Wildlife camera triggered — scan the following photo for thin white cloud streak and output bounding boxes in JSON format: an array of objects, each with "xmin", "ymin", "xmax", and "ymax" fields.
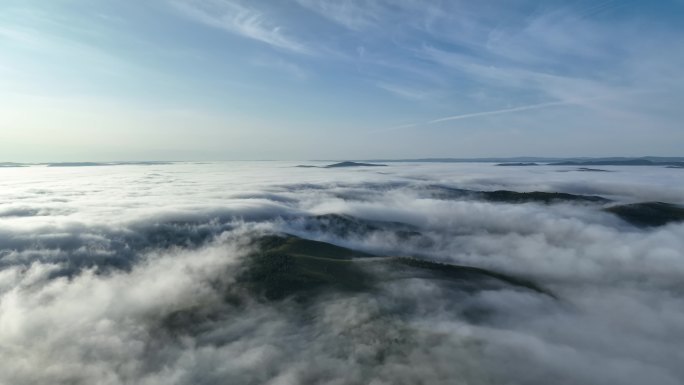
[
  {"xmin": 377, "ymin": 100, "xmax": 575, "ymax": 132},
  {"xmin": 428, "ymin": 101, "xmax": 568, "ymax": 123},
  {"xmin": 250, "ymin": 55, "xmax": 310, "ymax": 79},
  {"xmin": 294, "ymin": 0, "xmax": 384, "ymax": 31},
  {"xmin": 172, "ymin": 0, "xmax": 311, "ymax": 54},
  {"xmin": 420, "ymin": 45, "xmax": 626, "ymax": 107},
  {"xmin": 375, "ymin": 82, "xmax": 431, "ymax": 101}
]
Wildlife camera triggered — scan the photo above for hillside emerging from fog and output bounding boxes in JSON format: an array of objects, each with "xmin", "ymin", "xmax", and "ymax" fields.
[{"xmin": 1, "ymin": 162, "xmax": 683, "ymax": 385}]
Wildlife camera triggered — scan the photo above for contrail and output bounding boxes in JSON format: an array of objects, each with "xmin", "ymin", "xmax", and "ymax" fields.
[
  {"xmin": 377, "ymin": 100, "xmax": 573, "ymax": 133},
  {"xmin": 428, "ymin": 100, "xmax": 569, "ymax": 124}
]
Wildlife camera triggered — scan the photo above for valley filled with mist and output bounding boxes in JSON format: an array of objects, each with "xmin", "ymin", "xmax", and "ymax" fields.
[{"xmin": 1, "ymin": 161, "xmax": 683, "ymax": 385}]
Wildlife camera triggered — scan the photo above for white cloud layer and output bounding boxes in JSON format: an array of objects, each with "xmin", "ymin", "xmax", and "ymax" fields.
[{"xmin": 1, "ymin": 162, "xmax": 683, "ymax": 384}]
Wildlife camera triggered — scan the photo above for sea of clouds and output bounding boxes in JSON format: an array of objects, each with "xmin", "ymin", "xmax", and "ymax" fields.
[{"xmin": 1, "ymin": 162, "xmax": 683, "ymax": 385}]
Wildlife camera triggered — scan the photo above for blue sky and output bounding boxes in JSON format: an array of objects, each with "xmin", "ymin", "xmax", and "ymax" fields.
[{"xmin": 1, "ymin": 0, "xmax": 683, "ymax": 161}]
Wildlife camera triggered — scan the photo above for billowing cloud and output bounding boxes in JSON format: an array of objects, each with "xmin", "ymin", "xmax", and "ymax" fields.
[{"xmin": 1, "ymin": 162, "xmax": 683, "ymax": 384}]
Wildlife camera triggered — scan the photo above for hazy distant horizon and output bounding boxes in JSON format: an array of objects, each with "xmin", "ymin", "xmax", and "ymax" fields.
[{"xmin": 4, "ymin": 155, "xmax": 684, "ymax": 165}]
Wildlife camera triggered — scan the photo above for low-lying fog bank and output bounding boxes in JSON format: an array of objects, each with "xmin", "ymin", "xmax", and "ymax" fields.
[{"xmin": 1, "ymin": 162, "xmax": 683, "ymax": 385}]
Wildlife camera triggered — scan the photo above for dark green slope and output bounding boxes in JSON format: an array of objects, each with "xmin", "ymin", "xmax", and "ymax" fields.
[
  {"xmin": 419, "ymin": 185, "xmax": 610, "ymax": 204},
  {"xmin": 482, "ymin": 190, "xmax": 609, "ymax": 204},
  {"xmin": 303, "ymin": 213, "xmax": 422, "ymax": 239},
  {"xmin": 606, "ymin": 202, "xmax": 684, "ymax": 227},
  {"xmin": 240, "ymin": 234, "xmax": 550, "ymax": 301},
  {"xmin": 380, "ymin": 257, "xmax": 551, "ymax": 297},
  {"xmin": 239, "ymin": 235, "xmax": 374, "ymax": 301},
  {"xmin": 161, "ymin": 234, "xmax": 552, "ymax": 337}
]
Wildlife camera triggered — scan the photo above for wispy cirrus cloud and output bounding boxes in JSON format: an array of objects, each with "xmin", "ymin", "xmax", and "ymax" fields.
[
  {"xmin": 4, "ymin": 0, "xmax": 683, "ymax": 158},
  {"xmin": 375, "ymin": 82, "xmax": 431, "ymax": 101},
  {"xmin": 250, "ymin": 55, "xmax": 310, "ymax": 79},
  {"xmin": 295, "ymin": 0, "xmax": 385, "ymax": 31},
  {"xmin": 172, "ymin": 0, "xmax": 311, "ymax": 54}
]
